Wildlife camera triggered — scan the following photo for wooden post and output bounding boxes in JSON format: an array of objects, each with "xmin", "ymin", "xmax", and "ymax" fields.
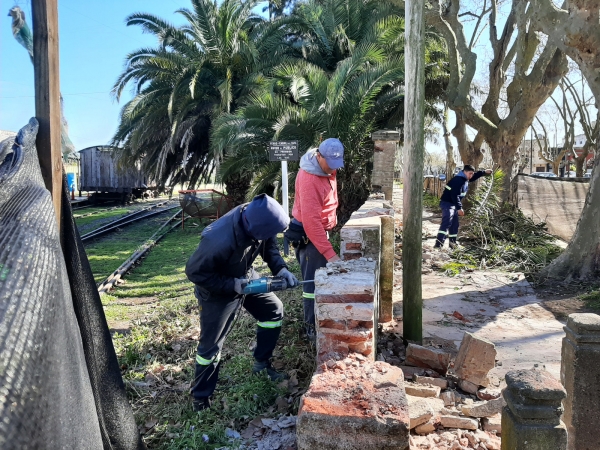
[
  {"xmin": 402, "ymin": 0, "xmax": 425, "ymax": 343},
  {"xmin": 32, "ymin": 0, "xmax": 62, "ymax": 232}
]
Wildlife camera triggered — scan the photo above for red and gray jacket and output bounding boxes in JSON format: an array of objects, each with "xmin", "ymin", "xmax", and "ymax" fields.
[{"xmin": 291, "ymin": 149, "xmax": 338, "ymax": 260}]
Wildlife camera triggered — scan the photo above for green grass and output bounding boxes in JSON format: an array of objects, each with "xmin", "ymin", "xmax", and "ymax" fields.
[
  {"xmin": 84, "ymin": 211, "xmax": 184, "ymax": 283},
  {"xmin": 105, "ymin": 225, "xmax": 314, "ymax": 449},
  {"xmin": 423, "ymin": 192, "xmax": 441, "ymax": 211},
  {"xmin": 75, "ymin": 207, "xmax": 136, "ymax": 228},
  {"xmin": 580, "ymin": 290, "xmax": 600, "ymax": 310},
  {"xmin": 440, "ymin": 261, "xmax": 476, "ymax": 276}
]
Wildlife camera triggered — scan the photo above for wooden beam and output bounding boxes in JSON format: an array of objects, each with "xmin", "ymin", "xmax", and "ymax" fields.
[
  {"xmin": 32, "ymin": 0, "xmax": 62, "ymax": 232},
  {"xmin": 402, "ymin": 0, "xmax": 426, "ymax": 343}
]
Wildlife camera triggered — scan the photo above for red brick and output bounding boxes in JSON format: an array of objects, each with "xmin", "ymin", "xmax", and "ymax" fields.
[
  {"xmin": 318, "ymin": 319, "xmax": 346, "ymax": 331},
  {"xmin": 345, "ymin": 242, "xmax": 362, "ymax": 250},
  {"xmin": 342, "ymin": 251, "xmax": 363, "ymax": 260},
  {"xmin": 347, "ymin": 320, "xmax": 374, "ymax": 330},
  {"xmin": 320, "ymin": 330, "xmax": 372, "ymax": 344},
  {"xmin": 348, "ymin": 341, "xmax": 372, "ymax": 354},
  {"xmin": 315, "ymin": 293, "xmax": 375, "ymax": 304},
  {"xmin": 317, "ymin": 337, "xmax": 349, "ymax": 358}
]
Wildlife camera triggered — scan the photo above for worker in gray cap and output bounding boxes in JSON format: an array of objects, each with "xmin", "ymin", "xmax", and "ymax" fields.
[
  {"xmin": 285, "ymin": 138, "xmax": 344, "ymax": 341},
  {"xmin": 186, "ymin": 194, "xmax": 298, "ymax": 412}
]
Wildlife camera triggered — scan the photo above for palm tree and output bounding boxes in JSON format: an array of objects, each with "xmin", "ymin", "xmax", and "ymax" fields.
[
  {"xmin": 212, "ymin": 44, "xmax": 405, "ymax": 223},
  {"xmin": 111, "ymin": 0, "xmax": 293, "ymax": 199},
  {"xmin": 212, "ymin": 0, "xmax": 448, "ymax": 224}
]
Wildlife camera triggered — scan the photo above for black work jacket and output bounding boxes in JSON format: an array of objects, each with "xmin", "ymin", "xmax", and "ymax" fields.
[{"xmin": 185, "ymin": 205, "xmax": 287, "ymax": 298}]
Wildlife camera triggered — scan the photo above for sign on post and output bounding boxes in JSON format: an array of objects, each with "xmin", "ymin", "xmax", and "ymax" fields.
[
  {"xmin": 269, "ymin": 141, "xmax": 299, "ymax": 255},
  {"xmin": 268, "ymin": 141, "xmax": 299, "ymax": 162}
]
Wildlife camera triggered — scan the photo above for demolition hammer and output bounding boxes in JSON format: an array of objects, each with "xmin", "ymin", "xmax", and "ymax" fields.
[{"xmin": 242, "ymin": 276, "xmax": 313, "ymax": 295}]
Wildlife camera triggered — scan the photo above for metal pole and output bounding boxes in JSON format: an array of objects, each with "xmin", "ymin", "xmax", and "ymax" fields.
[
  {"xmin": 402, "ymin": 0, "xmax": 425, "ymax": 343},
  {"xmin": 281, "ymin": 160, "xmax": 289, "ymax": 256},
  {"xmin": 281, "ymin": 160, "xmax": 289, "ymax": 214},
  {"xmin": 530, "ymin": 127, "xmax": 533, "ymax": 174}
]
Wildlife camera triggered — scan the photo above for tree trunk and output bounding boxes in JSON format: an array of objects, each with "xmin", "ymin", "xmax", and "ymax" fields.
[
  {"xmin": 443, "ymin": 105, "xmax": 456, "ymax": 177},
  {"xmin": 574, "ymin": 143, "xmax": 592, "ymax": 177},
  {"xmin": 489, "ymin": 143, "xmax": 517, "ymax": 203},
  {"xmin": 552, "ymin": 160, "xmax": 561, "ymax": 175},
  {"xmin": 452, "ymin": 116, "xmax": 484, "ymax": 168},
  {"xmin": 223, "ymin": 172, "xmax": 253, "ymax": 206},
  {"xmin": 574, "ymin": 156, "xmax": 586, "ymax": 177}
]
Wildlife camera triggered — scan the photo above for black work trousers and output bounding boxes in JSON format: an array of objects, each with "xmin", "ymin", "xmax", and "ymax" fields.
[
  {"xmin": 295, "ymin": 242, "xmax": 327, "ymax": 329},
  {"xmin": 191, "ymin": 290, "xmax": 284, "ymax": 400}
]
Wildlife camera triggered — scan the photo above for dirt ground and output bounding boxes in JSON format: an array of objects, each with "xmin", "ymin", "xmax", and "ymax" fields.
[{"xmin": 535, "ymin": 283, "xmax": 600, "ymax": 321}]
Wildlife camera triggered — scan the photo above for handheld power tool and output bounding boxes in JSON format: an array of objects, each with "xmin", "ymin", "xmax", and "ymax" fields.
[{"xmin": 242, "ymin": 276, "xmax": 313, "ymax": 295}]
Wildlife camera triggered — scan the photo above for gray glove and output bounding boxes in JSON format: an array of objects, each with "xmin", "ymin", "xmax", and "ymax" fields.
[
  {"xmin": 277, "ymin": 268, "xmax": 298, "ymax": 289},
  {"xmin": 234, "ymin": 278, "xmax": 248, "ymax": 295}
]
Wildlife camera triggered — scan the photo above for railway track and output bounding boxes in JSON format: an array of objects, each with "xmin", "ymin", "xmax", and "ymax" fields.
[
  {"xmin": 80, "ymin": 201, "xmax": 176, "ymax": 242},
  {"xmin": 71, "ymin": 200, "xmax": 115, "ymax": 211},
  {"xmin": 73, "ymin": 199, "xmax": 169, "ymax": 219},
  {"xmin": 96, "ymin": 209, "xmax": 185, "ymax": 293}
]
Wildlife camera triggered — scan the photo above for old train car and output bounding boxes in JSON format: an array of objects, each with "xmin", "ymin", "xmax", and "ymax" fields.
[{"xmin": 79, "ymin": 146, "xmax": 149, "ymax": 201}]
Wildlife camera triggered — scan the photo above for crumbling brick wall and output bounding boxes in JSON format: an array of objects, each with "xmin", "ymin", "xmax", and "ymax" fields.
[{"xmin": 313, "ymin": 199, "xmax": 394, "ymax": 363}]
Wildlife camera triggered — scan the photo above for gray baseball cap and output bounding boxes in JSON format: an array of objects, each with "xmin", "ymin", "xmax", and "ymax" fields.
[{"xmin": 318, "ymin": 138, "xmax": 344, "ymax": 170}]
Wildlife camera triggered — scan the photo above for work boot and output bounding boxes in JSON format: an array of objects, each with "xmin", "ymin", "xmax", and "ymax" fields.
[
  {"xmin": 252, "ymin": 360, "xmax": 288, "ymax": 382},
  {"xmin": 192, "ymin": 397, "xmax": 211, "ymax": 412},
  {"xmin": 304, "ymin": 325, "xmax": 317, "ymax": 344},
  {"xmin": 449, "ymin": 241, "xmax": 462, "ymax": 249}
]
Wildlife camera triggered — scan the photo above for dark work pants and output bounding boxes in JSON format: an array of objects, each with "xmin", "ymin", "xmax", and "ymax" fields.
[
  {"xmin": 435, "ymin": 201, "xmax": 459, "ymax": 247},
  {"xmin": 191, "ymin": 290, "xmax": 283, "ymax": 400},
  {"xmin": 295, "ymin": 242, "xmax": 327, "ymax": 329}
]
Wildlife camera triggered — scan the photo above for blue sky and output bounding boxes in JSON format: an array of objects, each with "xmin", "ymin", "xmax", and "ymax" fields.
[{"xmin": 1, "ymin": 0, "xmax": 269, "ymax": 150}]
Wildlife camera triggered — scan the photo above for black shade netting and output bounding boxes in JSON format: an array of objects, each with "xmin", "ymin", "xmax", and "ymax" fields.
[{"xmin": 0, "ymin": 118, "xmax": 144, "ymax": 450}]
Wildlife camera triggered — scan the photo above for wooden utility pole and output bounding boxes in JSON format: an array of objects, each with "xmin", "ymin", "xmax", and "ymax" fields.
[
  {"xmin": 32, "ymin": 0, "xmax": 62, "ymax": 232},
  {"xmin": 402, "ymin": 0, "xmax": 425, "ymax": 343}
]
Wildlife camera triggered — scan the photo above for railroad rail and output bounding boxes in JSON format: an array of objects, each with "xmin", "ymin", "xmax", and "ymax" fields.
[
  {"xmin": 73, "ymin": 199, "xmax": 168, "ymax": 220},
  {"xmin": 80, "ymin": 201, "xmax": 177, "ymax": 242},
  {"xmin": 97, "ymin": 209, "xmax": 185, "ymax": 293}
]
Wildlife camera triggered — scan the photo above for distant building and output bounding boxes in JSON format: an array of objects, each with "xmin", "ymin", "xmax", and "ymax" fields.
[{"xmin": 517, "ymin": 137, "xmax": 553, "ymax": 174}]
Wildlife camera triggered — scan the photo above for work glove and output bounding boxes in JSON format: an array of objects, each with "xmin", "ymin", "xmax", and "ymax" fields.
[
  {"xmin": 277, "ymin": 268, "xmax": 298, "ymax": 289},
  {"xmin": 234, "ymin": 278, "xmax": 249, "ymax": 295},
  {"xmin": 248, "ymin": 267, "xmax": 260, "ymax": 280}
]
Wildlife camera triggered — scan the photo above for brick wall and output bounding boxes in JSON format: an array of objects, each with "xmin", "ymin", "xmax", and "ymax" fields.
[
  {"xmin": 313, "ymin": 199, "xmax": 395, "ymax": 363},
  {"xmin": 297, "ymin": 198, "xmax": 409, "ymax": 449}
]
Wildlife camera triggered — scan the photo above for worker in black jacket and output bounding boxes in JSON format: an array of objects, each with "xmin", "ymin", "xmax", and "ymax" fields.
[
  {"xmin": 185, "ymin": 194, "xmax": 298, "ymax": 412},
  {"xmin": 434, "ymin": 165, "xmax": 492, "ymax": 248}
]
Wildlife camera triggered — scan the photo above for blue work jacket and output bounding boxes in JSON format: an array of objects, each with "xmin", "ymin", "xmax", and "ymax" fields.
[{"xmin": 439, "ymin": 171, "xmax": 487, "ymax": 210}]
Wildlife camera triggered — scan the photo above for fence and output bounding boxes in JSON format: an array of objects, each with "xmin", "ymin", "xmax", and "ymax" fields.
[{"xmin": 424, "ymin": 176, "xmax": 446, "ymax": 198}]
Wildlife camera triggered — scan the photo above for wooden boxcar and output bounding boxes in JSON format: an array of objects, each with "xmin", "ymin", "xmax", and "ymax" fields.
[{"xmin": 79, "ymin": 146, "xmax": 147, "ymax": 194}]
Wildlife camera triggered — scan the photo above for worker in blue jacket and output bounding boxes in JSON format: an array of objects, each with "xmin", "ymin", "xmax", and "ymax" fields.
[
  {"xmin": 185, "ymin": 194, "xmax": 298, "ymax": 412},
  {"xmin": 434, "ymin": 165, "xmax": 492, "ymax": 248}
]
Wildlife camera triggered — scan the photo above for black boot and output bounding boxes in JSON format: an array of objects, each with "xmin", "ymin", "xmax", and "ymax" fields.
[
  {"xmin": 192, "ymin": 396, "xmax": 211, "ymax": 412},
  {"xmin": 252, "ymin": 360, "xmax": 288, "ymax": 381}
]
